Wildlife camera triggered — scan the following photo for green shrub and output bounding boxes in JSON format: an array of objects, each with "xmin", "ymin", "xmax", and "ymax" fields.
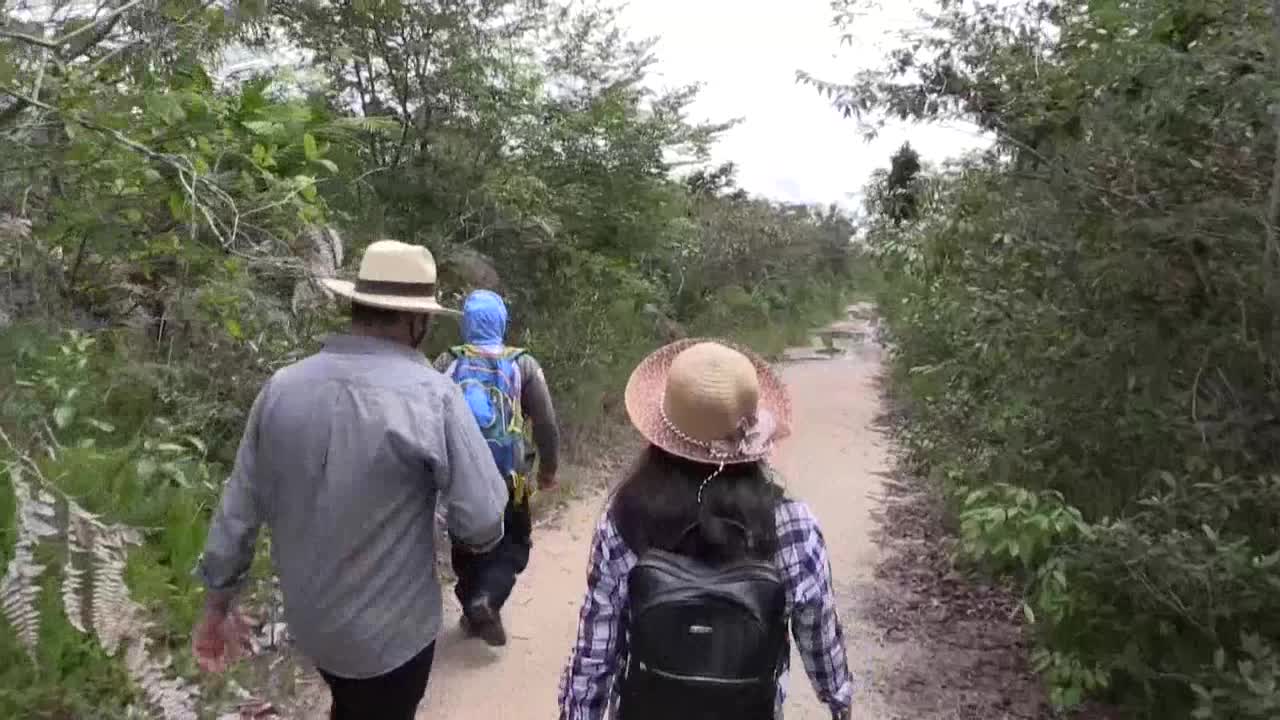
[
  {"xmin": 848, "ymin": 1, "xmax": 1280, "ymax": 714},
  {"xmin": 0, "ymin": 328, "xmax": 236, "ymax": 717}
]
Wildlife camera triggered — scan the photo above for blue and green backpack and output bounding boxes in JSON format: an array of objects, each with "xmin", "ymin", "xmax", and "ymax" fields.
[{"xmin": 447, "ymin": 344, "xmax": 526, "ymax": 480}]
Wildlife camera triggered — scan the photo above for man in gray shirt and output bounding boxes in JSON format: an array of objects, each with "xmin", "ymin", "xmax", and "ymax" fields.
[{"xmin": 192, "ymin": 240, "xmax": 507, "ymax": 720}]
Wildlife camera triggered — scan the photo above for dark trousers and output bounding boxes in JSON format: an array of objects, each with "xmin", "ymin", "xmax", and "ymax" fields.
[
  {"xmin": 452, "ymin": 479, "xmax": 533, "ymax": 615},
  {"xmin": 319, "ymin": 642, "xmax": 436, "ymax": 720}
]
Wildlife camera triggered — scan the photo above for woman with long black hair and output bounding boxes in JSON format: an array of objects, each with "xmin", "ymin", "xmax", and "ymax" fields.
[{"xmin": 558, "ymin": 340, "xmax": 854, "ymax": 720}]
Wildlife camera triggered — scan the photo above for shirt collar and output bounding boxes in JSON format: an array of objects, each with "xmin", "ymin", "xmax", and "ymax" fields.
[{"xmin": 321, "ymin": 333, "xmax": 427, "ymax": 363}]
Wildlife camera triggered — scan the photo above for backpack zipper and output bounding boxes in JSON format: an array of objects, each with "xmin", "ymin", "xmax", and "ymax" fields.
[{"xmin": 636, "ymin": 661, "xmax": 770, "ymax": 687}]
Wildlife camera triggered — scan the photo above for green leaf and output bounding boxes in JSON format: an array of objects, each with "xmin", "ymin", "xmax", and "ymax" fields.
[
  {"xmin": 136, "ymin": 457, "xmax": 158, "ymax": 481},
  {"xmin": 224, "ymin": 318, "xmax": 244, "ymax": 340},
  {"xmin": 168, "ymin": 465, "xmax": 190, "ymax": 488},
  {"xmin": 243, "ymin": 120, "xmax": 278, "ymax": 136},
  {"xmin": 303, "ymin": 132, "xmax": 319, "ymax": 161},
  {"xmin": 1202, "ymin": 524, "xmax": 1218, "ymax": 543},
  {"xmin": 1022, "ymin": 602, "xmax": 1036, "ymax": 624},
  {"xmin": 146, "ymin": 93, "xmax": 186, "ymax": 125},
  {"xmin": 85, "ymin": 418, "xmax": 116, "ymax": 433},
  {"xmin": 315, "ymin": 158, "xmax": 339, "ymax": 174},
  {"xmin": 296, "ymin": 175, "xmax": 318, "ymax": 202},
  {"xmin": 1059, "ymin": 686, "xmax": 1082, "ymax": 708},
  {"xmin": 53, "ymin": 404, "xmax": 76, "ymax": 429},
  {"xmin": 168, "ymin": 192, "xmax": 188, "ymax": 220},
  {"xmin": 1019, "ymin": 540, "xmax": 1035, "ymax": 567}
]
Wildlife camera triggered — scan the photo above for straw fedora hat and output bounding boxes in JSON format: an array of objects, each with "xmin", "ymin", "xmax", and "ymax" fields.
[
  {"xmin": 625, "ymin": 339, "xmax": 791, "ymax": 465},
  {"xmin": 319, "ymin": 240, "xmax": 459, "ymax": 315}
]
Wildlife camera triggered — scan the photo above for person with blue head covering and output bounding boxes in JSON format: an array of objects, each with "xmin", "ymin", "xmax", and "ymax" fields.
[{"xmin": 434, "ymin": 289, "xmax": 561, "ymax": 646}]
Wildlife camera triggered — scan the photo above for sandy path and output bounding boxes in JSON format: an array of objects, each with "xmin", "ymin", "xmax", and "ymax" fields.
[{"xmin": 410, "ymin": 310, "xmax": 899, "ymax": 719}]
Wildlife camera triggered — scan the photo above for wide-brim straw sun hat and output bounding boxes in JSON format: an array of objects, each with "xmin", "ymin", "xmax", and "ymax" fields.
[
  {"xmin": 624, "ymin": 339, "xmax": 792, "ymax": 465},
  {"xmin": 319, "ymin": 239, "xmax": 460, "ymax": 315}
]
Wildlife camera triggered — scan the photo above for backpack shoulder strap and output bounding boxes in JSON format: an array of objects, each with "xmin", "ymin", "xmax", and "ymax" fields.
[
  {"xmin": 452, "ymin": 344, "xmax": 523, "ymax": 360},
  {"xmin": 445, "ymin": 345, "xmax": 474, "ymax": 379}
]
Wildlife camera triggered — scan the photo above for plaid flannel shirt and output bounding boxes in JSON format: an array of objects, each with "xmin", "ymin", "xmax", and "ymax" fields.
[{"xmin": 558, "ymin": 498, "xmax": 854, "ymax": 720}]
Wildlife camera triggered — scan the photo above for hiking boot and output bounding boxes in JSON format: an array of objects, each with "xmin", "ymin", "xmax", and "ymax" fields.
[{"xmin": 464, "ymin": 594, "xmax": 507, "ymax": 647}]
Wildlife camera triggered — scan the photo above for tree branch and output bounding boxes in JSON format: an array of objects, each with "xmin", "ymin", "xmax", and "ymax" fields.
[
  {"xmin": 0, "ymin": 81, "xmax": 242, "ymax": 250},
  {"xmin": 0, "ymin": 99, "xmax": 31, "ymax": 128},
  {"xmin": 87, "ymin": 0, "xmax": 217, "ymax": 74},
  {"xmin": 0, "ymin": 29, "xmax": 59, "ymax": 49},
  {"xmin": 63, "ymin": 11, "xmax": 124, "ymax": 61},
  {"xmin": 54, "ymin": 0, "xmax": 148, "ymax": 50},
  {"xmin": 1, "ymin": 0, "xmax": 146, "ymax": 56},
  {"xmin": 0, "ymin": 82, "xmax": 161, "ymax": 161}
]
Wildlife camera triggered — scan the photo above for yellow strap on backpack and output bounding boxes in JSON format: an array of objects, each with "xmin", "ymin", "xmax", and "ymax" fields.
[{"xmin": 510, "ymin": 471, "xmax": 532, "ymax": 506}]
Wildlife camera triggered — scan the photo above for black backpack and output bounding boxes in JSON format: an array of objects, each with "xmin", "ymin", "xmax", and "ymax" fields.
[{"xmin": 618, "ymin": 522, "xmax": 788, "ymax": 720}]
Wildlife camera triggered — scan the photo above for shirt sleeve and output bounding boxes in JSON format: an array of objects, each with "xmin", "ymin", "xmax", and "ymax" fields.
[
  {"xmin": 518, "ymin": 354, "xmax": 560, "ymax": 475},
  {"xmin": 196, "ymin": 384, "xmax": 270, "ymax": 596},
  {"xmin": 559, "ymin": 514, "xmax": 633, "ymax": 720},
  {"xmin": 775, "ymin": 500, "xmax": 855, "ymax": 718},
  {"xmin": 436, "ymin": 382, "xmax": 508, "ymax": 551}
]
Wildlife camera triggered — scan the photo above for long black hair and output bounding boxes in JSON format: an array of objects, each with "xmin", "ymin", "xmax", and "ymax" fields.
[{"xmin": 609, "ymin": 445, "xmax": 784, "ymax": 564}]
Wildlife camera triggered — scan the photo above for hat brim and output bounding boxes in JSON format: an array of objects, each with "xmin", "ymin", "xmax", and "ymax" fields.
[
  {"xmin": 624, "ymin": 338, "xmax": 792, "ymax": 465},
  {"xmin": 320, "ymin": 279, "xmax": 461, "ymax": 316}
]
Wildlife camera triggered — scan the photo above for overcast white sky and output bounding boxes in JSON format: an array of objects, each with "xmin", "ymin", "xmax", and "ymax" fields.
[{"xmin": 616, "ymin": 0, "xmax": 992, "ymax": 208}]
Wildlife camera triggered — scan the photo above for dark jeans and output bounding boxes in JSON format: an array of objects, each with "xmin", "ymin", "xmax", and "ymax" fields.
[
  {"xmin": 452, "ymin": 477, "xmax": 533, "ymax": 616},
  {"xmin": 319, "ymin": 642, "xmax": 436, "ymax": 720}
]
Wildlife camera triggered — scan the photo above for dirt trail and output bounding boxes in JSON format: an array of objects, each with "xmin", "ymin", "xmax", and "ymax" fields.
[{"xmin": 407, "ymin": 307, "xmax": 902, "ymax": 719}]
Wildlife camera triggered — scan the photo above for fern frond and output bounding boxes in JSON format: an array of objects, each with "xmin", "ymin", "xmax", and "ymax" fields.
[
  {"xmin": 0, "ymin": 537, "xmax": 44, "ymax": 654},
  {"xmin": 77, "ymin": 509, "xmax": 200, "ymax": 717},
  {"xmin": 89, "ymin": 523, "xmax": 146, "ymax": 657},
  {"xmin": 0, "ymin": 468, "xmax": 58, "ymax": 657},
  {"xmin": 124, "ymin": 639, "xmax": 199, "ymax": 720},
  {"xmin": 61, "ymin": 510, "xmax": 92, "ymax": 634},
  {"xmin": 2, "ymin": 467, "xmax": 202, "ymax": 714}
]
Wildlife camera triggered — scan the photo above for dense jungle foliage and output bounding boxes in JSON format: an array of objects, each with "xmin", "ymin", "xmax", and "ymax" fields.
[
  {"xmin": 818, "ymin": 0, "xmax": 1280, "ymax": 717},
  {"xmin": 0, "ymin": 0, "xmax": 859, "ymax": 716}
]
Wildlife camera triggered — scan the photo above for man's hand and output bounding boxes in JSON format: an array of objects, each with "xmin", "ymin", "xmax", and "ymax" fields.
[
  {"xmin": 192, "ymin": 600, "xmax": 251, "ymax": 673},
  {"xmin": 536, "ymin": 467, "xmax": 558, "ymax": 492}
]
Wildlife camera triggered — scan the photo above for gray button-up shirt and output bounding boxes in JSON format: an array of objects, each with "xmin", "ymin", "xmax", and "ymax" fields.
[{"xmin": 196, "ymin": 334, "xmax": 508, "ymax": 679}]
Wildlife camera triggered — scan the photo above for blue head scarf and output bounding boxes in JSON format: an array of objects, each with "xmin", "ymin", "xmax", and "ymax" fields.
[{"xmin": 461, "ymin": 289, "xmax": 508, "ymax": 350}]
